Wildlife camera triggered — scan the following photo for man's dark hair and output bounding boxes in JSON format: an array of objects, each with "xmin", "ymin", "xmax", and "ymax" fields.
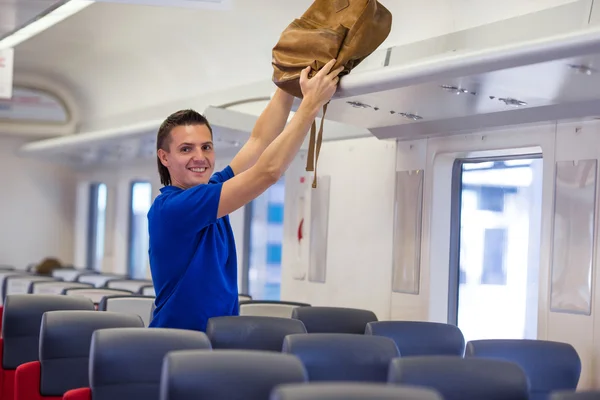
[{"xmin": 156, "ymin": 109, "xmax": 213, "ymax": 186}]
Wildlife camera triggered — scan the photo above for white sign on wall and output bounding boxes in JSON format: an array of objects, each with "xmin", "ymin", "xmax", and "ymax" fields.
[{"xmin": 0, "ymin": 48, "xmax": 14, "ymax": 99}]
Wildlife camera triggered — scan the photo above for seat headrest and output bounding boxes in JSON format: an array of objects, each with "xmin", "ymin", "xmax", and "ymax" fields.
[
  {"xmin": 291, "ymin": 307, "xmax": 377, "ymax": 333},
  {"xmin": 39, "ymin": 311, "xmax": 145, "ymax": 397},
  {"xmin": 90, "ymin": 328, "xmax": 212, "ymax": 400},
  {"xmin": 207, "ymin": 316, "xmax": 307, "ymax": 351},
  {"xmin": 98, "ymin": 295, "xmax": 155, "ymax": 326},
  {"xmin": 465, "ymin": 339, "xmax": 581, "ymax": 394},
  {"xmin": 282, "ymin": 333, "xmax": 399, "ymax": 382},
  {"xmin": 270, "ymin": 382, "xmax": 443, "ymax": 400},
  {"xmin": 2, "ymin": 294, "xmax": 94, "ymax": 369},
  {"xmin": 365, "ymin": 321, "xmax": 465, "ymax": 356},
  {"xmin": 388, "ymin": 356, "xmax": 530, "ymax": 400},
  {"xmin": 161, "ymin": 349, "xmax": 307, "ymax": 400},
  {"xmin": 239, "ymin": 301, "xmax": 311, "ymax": 318}
]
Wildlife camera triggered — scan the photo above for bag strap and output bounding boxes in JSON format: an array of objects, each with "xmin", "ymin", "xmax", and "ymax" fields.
[{"xmin": 304, "ymin": 103, "xmax": 328, "ymax": 188}]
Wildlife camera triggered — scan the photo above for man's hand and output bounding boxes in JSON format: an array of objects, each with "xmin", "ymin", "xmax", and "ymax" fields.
[{"xmin": 299, "ymin": 59, "xmax": 344, "ymax": 110}]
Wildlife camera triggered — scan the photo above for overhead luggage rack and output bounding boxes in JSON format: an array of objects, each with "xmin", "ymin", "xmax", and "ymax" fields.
[{"xmin": 322, "ymin": 25, "xmax": 600, "ymax": 140}]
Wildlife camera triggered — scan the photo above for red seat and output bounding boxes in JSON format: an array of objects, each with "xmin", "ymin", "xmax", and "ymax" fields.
[
  {"xmin": 63, "ymin": 388, "xmax": 90, "ymax": 400},
  {"xmin": 0, "ymin": 295, "xmax": 94, "ymax": 400},
  {"xmin": 0, "ymin": 339, "xmax": 15, "ymax": 400},
  {"xmin": 14, "ymin": 362, "xmax": 61, "ymax": 400},
  {"xmin": 13, "ymin": 310, "xmax": 144, "ymax": 400}
]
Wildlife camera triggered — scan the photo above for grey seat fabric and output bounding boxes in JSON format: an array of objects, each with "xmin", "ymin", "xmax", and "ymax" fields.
[
  {"xmin": 388, "ymin": 356, "xmax": 530, "ymax": 400},
  {"xmin": 39, "ymin": 310, "xmax": 145, "ymax": 396},
  {"xmin": 2, "ymin": 294, "xmax": 95, "ymax": 370},
  {"xmin": 206, "ymin": 316, "xmax": 307, "ymax": 351},
  {"xmin": 291, "ymin": 306, "xmax": 377, "ymax": 334},
  {"xmin": 365, "ymin": 321, "xmax": 465, "ymax": 356},
  {"xmin": 465, "ymin": 339, "xmax": 582, "ymax": 400},
  {"xmin": 551, "ymin": 391, "xmax": 600, "ymax": 400},
  {"xmin": 98, "ymin": 295, "xmax": 155, "ymax": 327},
  {"xmin": 30, "ymin": 281, "xmax": 93, "ymax": 294},
  {"xmin": 270, "ymin": 383, "xmax": 443, "ymax": 400},
  {"xmin": 239, "ymin": 301, "xmax": 310, "ymax": 318},
  {"xmin": 282, "ymin": 333, "xmax": 399, "ymax": 382},
  {"xmin": 89, "ymin": 327, "xmax": 212, "ymax": 400},
  {"xmin": 160, "ymin": 349, "xmax": 307, "ymax": 400}
]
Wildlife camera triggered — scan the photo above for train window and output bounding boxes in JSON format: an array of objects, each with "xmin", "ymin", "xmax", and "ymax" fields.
[
  {"xmin": 127, "ymin": 181, "xmax": 152, "ymax": 279},
  {"xmin": 245, "ymin": 177, "xmax": 285, "ymax": 300},
  {"xmin": 87, "ymin": 183, "xmax": 107, "ymax": 271},
  {"xmin": 550, "ymin": 159, "xmax": 597, "ymax": 315},
  {"xmin": 450, "ymin": 157, "xmax": 543, "ymax": 342}
]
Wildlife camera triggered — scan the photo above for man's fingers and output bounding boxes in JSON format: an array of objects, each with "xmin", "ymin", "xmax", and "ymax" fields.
[
  {"xmin": 300, "ymin": 66, "xmax": 311, "ymax": 81},
  {"xmin": 330, "ymin": 66, "xmax": 344, "ymax": 78},
  {"xmin": 317, "ymin": 59, "xmax": 337, "ymax": 76}
]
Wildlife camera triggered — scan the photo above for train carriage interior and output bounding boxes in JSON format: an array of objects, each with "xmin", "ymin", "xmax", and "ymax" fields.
[{"xmin": 2, "ymin": 0, "xmax": 600, "ymax": 398}]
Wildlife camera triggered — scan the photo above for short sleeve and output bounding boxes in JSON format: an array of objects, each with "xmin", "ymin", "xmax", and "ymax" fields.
[
  {"xmin": 159, "ymin": 183, "xmax": 224, "ymax": 233},
  {"xmin": 209, "ymin": 165, "xmax": 235, "ymax": 184}
]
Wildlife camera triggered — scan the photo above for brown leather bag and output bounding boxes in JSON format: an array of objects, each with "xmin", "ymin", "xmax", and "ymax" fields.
[{"xmin": 272, "ymin": 0, "xmax": 392, "ymax": 187}]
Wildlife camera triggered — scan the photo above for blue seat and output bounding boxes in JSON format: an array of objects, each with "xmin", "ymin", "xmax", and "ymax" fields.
[
  {"xmin": 270, "ymin": 382, "xmax": 443, "ymax": 400},
  {"xmin": 160, "ymin": 349, "xmax": 307, "ymax": 400},
  {"xmin": 291, "ymin": 307, "xmax": 377, "ymax": 334},
  {"xmin": 466, "ymin": 339, "xmax": 581, "ymax": 400},
  {"xmin": 282, "ymin": 333, "xmax": 399, "ymax": 382},
  {"xmin": 206, "ymin": 316, "xmax": 307, "ymax": 351},
  {"xmin": 388, "ymin": 356, "xmax": 529, "ymax": 400},
  {"xmin": 365, "ymin": 321, "xmax": 465, "ymax": 356},
  {"xmin": 65, "ymin": 327, "xmax": 212, "ymax": 400}
]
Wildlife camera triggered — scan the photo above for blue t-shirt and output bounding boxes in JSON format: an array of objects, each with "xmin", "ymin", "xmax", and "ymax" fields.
[{"xmin": 147, "ymin": 166, "xmax": 238, "ymax": 332}]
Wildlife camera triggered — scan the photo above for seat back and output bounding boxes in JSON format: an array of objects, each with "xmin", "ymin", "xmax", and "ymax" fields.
[
  {"xmin": 206, "ymin": 316, "xmax": 307, "ymax": 351},
  {"xmin": 106, "ymin": 279, "xmax": 153, "ymax": 292},
  {"xmin": 282, "ymin": 333, "xmax": 399, "ymax": 382},
  {"xmin": 270, "ymin": 383, "xmax": 443, "ymax": 400},
  {"xmin": 39, "ymin": 310, "xmax": 144, "ymax": 396},
  {"xmin": 240, "ymin": 301, "xmax": 310, "ymax": 318},
  {"xmin": 2, "ymin": 295, "xmax": 95, "ymax": 370},
  {"xmin": 160, "ymin": 349, "xmax": 307, "ymax": 400},
  {"xmin": 4, "ymin": 276, "xmax": 58, "ymax": 297},
  {"xmin": 63, "ymin": 287, "xmax": 133, "ymax": 306},
  {"xmin": 77, "ymin": 274, "xmax": 124, "ymax": 287},
  {"xmin": 51, "ymin": 268, "xmax": 87, "ymax": 281},
  {"xmin": 466, "ymin": 339, "xmax": 582, "ymax": 400},
  {"xmin": 98, "ymin": 295, "xmax": 155, "ymax": 327},
  {"xmin": 0, "ymin": 272, "xmax": 30, "ymax": 305},
  {"xmin": 30, "ymin": 281, "xmax": 93, "ymax": 294},
  {"xmin": 238, "ymin": 294, "xmax": 252, "ymax": 302},
  {"xmin": 90, "ymin": 327, "xmax": 212, "ymax": 400},
  {"xmin": 388, "ymin": 356, "xmax": 529, "ymax": 400},
  {"xmin": 140, "ymin": 285, "xmax": 156, "ymax": 296},
  {"xmin": 291, "ymin": 306, "xmax": 377, "ymax": 333},
  {"xmin": 365, "ymin": 321, "xmax": 465, "ymax": 356}
]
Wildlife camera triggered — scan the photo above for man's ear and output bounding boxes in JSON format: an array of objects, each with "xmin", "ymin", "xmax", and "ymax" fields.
[{"xmin": 157, "ymin": 148, "xmax": 170, "ymax": 167}]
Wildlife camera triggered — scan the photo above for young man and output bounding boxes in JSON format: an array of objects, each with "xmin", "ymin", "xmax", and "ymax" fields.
[{"xmin": 148, "ymin": 59, "xmax": 343, "ymax": 331}]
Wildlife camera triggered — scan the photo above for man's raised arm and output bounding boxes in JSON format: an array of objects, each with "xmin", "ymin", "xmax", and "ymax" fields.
[
  {"xmin": 217, "ymin": 59, "xmax": 343, "ymax": 219},
  {"xmin": 229, "ymin": 88, "xmax": 294, "ymax": 176}
]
